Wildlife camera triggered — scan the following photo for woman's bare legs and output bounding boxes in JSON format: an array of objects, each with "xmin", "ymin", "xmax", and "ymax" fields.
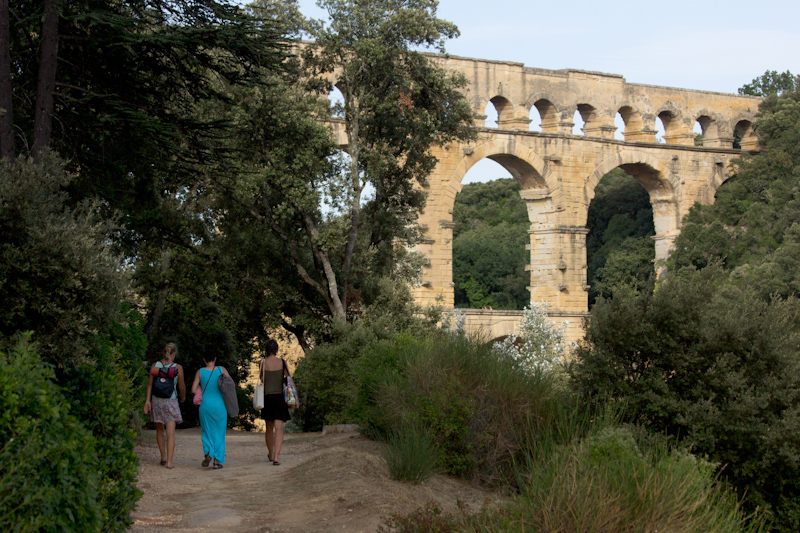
[
  {"xmin": 265, "ymin": 421, "xmax": 275, "ymax": 461},
  {"xmin": 272, "ymin": 420, "xmax": 285, "ymax": 463},
  {"xmin": 165, "ymin": 421, "xmax": 176, "ymax": 468},
  {"xmin": 155, "ymin": 422, "xmax": 166, "ymax": 463}
]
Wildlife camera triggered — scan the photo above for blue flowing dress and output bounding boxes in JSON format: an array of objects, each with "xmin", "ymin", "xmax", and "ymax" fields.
[{"xmin": 199, "ymin": 367, "xmax": 227, "ymax": 463}]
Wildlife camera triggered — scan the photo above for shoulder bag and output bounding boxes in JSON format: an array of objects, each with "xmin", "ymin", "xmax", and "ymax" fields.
[
  {"xmin": 193, "ymin": 366, "xmax": 215, "ymax": 406},
  {"xmin": 219, "ymin": 370, "xmax": 240, "ymax": 418},
  {"xmin": 282, "ymin": 358, "xmax": 299, "ymax": 410},
  {"xmin": 253, "ymin": 359, "xmax": 265, "ymax": 410}
]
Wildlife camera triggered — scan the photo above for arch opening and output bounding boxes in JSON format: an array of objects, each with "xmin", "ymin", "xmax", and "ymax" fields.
[
  {"xmin": 328, "ymin": 85, "xmax": 345, "ymax": 118},
  {"xmin": 586, "ymin": 166, "xmax": 656, "ymax": 307},
  {"xmin": 486, "ymin": 96, "xmax": 513, "ymax": 128},
  {"xmin": 533, "ymin": 99, "xmax": 558, "ymax": 133},
  {"xmin": 734, "ymin": 119, "xmax": 755, "ymax": 150},
  {"xmin": 452, "ymin": 157, "xmax": 532, "ymax": 311},
  {"xmin": 655, "ymin": 116, "xmax": 666, "ymax": 143},
  {"xmin": 573, "ymin": 103, "xmax": 597, "ymax": 136},
  {"xmin": 529, "ymin": 106, "xmax": 542, "ymax": 132},
  {"xmin": 618, "ymin": 106, "xmax": 644, "ymax": 142}
]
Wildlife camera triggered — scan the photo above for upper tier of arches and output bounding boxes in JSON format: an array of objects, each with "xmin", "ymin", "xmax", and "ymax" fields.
[{"xmin": 432, "ymin": 54, "xmax": 761, "ymax": 151}]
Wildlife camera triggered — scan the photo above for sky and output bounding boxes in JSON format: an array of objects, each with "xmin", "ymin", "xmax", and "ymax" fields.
[{"xmin": 295, "ymin": 0, "xmax": 800, "ymax": 182}]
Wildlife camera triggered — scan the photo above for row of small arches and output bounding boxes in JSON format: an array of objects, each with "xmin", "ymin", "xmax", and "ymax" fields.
[
  {"xmin": 483, "ymin": 96, "xmax": 755, "ymax": 150},
  {"xmin": 326, "ymin": 87, "xmax": 755, "ymax": 150}
]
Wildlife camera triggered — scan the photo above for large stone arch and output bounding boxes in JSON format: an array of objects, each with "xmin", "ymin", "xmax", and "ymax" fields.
[
  {"xmin": 430, "ymin": 137, "xmax": 550, "ymax": 224},
  {"xmin": 583, "ymin": 150, "xmax": 680, "ymax": 269}
]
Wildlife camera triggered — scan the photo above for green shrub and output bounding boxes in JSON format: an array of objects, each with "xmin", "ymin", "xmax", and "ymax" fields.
[
  {"xmin": 488, "ymin": 422, "xmax": 767, "ymax": 533},
  {"xmin": 59, "ymin": 338, "xmax": 142, "ymax": 531},
  {"xmin": 382, "ymin": 423, "xmax": 441, "ymax": 484},
  {"xmin": 362, "ymin": 334, "xmax": 562, "ymax": 484},
  {"xmin": 0, "ymin": 335, "xmax": 102, "ymax": 532},
  {"xmin": 570, "ymin": 265, "xmax": 800, "ymax": 530}
]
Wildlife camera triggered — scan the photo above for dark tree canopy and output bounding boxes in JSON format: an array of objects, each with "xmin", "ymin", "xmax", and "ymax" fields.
[
  {"xmin": 585, "ymin": 168, "xmax": 655, "ymax": 306},
  {"xmin": 452, "ymin": 178, "xmax": 530, "ymax": 310}
]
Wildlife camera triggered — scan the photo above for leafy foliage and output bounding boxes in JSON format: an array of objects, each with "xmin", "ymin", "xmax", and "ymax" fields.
[
  {"xmin": 739, "ymin": 70, "xmax": 800, "ymax": 96},
  {"xmin": 452, "ymin": 178, "xmax": 530, "ymax": 309},
  {"xmin": 292, "ymin": 280, "xmax": 441, "ymax": 431},
  {"xmin": 1, "ymin": 156, "xmax": 144, "ymax": 530},
  {"xmin": 586, "ymin": 168, "xmax": 655, "ymax": 306},
  {"xmin": 0, "ymin": 335, "xmax": 101, "ymax": 532},
  {"xmin": 570, "ymin": 266, "xmax": 800, "ymax": 530}
]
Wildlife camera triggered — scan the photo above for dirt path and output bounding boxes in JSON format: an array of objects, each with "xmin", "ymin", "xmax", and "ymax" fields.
[{"xmin": 130, "ymin": 428, "xmax": 501, "ymax": 532}]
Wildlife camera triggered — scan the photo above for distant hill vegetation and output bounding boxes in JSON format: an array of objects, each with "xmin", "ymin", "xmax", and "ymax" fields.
[
  {"xmin": 452, "ymin": 178, "xmax": 529, "ymax": 309},
  {"xmin": 451, "ymin": 172, "xmax": 656, "ymax": 310}
]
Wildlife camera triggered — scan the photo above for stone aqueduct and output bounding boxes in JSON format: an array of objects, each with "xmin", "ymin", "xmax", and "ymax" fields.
[{"xmin": 334, "ymin": 54, "xmax": 762, "ymax": 342}]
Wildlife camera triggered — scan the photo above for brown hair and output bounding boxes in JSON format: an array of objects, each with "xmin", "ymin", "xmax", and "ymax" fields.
[{"xmin": 265, "ymin": 339, "xmax": 279, "ymax": 356}]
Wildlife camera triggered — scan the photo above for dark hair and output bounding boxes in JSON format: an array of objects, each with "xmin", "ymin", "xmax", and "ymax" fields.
[
  {"xmin": 203, "ymin": 349, "xmax": 217, "ymax": 364},
  {"xmin": 265, "ymin": 339, "xmax": 279, "ymax": 356}
]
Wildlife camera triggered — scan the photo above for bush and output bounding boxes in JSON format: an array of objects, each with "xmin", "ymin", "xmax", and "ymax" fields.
[
  {"xmin": 293, "ymin": 281, "xmax": 441, "ymax": 431},
  {"xmin": 570, "ymin": 265, "xmax": 800, "ymax": 530},
  {"xmin": 59, "ymin": 338, "xmax": 143, "ymax": 531},
  {"xmin": 0, "ymin": 335, "xmax": 102, "ymax": 532},
  {"xmin": 0, "ymin": 156, "xmax": 128, "ymax": 365},
  {"xmin": 362, "ymin": 334, "xmax": 562, "ymax": 484},
  {"xmin": 480, "ymin": 421, "xmax": 767, "ymax": 533},
  {"xmin": 382, "ymin": 423, "xmax": 441, "ymax": 484}
]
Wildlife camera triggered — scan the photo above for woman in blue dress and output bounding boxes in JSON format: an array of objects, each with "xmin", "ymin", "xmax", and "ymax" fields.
[{"xmin": 191, "ymin": 351, "xmax": 231, "ymax": 469}]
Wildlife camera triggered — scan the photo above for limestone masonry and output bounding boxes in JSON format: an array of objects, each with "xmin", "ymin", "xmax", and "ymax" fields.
[{"xmin": 333, "ymin": 53, "xmax": 761, "ymax": 343}]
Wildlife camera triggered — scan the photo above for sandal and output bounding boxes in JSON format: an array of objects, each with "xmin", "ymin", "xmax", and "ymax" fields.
[
  {"xmin": 213, "ymin": 460, "xmax": 224, "ymax": 469},
  {"xmin": 272, "ymin": 460, "xmax": 281, "ymax": 466},
  {"xmin": 202, "ymin": 453, "xmax": 211, "ymax": 467},
  {"xmin": 160, "ymin": 460, "xmax": 167, "ymax": 466}
]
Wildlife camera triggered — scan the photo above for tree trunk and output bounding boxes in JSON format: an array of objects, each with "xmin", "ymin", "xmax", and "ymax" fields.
[
  {"xmin": 146, "ymin": 249, "xmax": 172, "ymax": 342},
  {"xmin": 340, "ymin": 88, "xmax": 362, "ymax": 313},
  {"xmin": 0, "ymin": 0, "xmax": 14, "ymax": 160},
  {"xmin": 32, "ymin": 0, "xmax": 60, "ymax": 157}
]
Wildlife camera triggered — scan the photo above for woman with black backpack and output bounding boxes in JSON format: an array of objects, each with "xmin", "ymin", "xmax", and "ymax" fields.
[{"xmin": 143, "ymin": 342, "xmax": 186, "ymax": 469}]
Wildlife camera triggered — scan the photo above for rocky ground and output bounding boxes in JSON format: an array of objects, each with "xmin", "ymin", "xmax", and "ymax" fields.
[{"xmin": 130, "ymin": 427, "xmax": 502, "ymax": 532}]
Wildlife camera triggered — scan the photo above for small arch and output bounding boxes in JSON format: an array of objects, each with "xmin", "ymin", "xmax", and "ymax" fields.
[
  {"xmin": 532, "ymin": 98, "xmax": 559, "ymax": 133},
  {"xmin": 529, "ymin": 106, "xmax": 542, "ymax": 132},
  {"xmin": 694, "ymin": 114, "xmax": 719, "ymax": 147},
  {"xmin": 328, "ymin": 85, "xmax": 345, "ymax": 117},
  {"xmin": 655, "ymin": 116, "xmax": 666, "ymax": 143},
  {"xmin": 614, "ymin": 112, "xmax": 625, "ymax": 140},
  {"xmin": 657, "ymin": 110, "xmax": 678, "ymax": 143},
  {"xmin": 618, "ymin": 106, "xmax": 644, "ymax": 141},
  {"xmin": 734, "ymin": 119, "xmax": 756, "ymax": 150},
  {"xmin": 575, "ymin": 103, "xmax": 599, "ymax": 136},
  {"xmin": 487, "ymin": 96, "xmax": 513, "ymax": 128}
]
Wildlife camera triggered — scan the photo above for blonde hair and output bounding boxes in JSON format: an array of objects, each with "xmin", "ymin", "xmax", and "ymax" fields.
[{"xmin": 163, "ymin": 342, "xmax": 178, "ymax": 361}]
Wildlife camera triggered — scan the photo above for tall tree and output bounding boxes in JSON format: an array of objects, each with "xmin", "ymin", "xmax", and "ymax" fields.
[
  {"xmin": 240, "ymin": 0, "xmax": 475, "ymax": 323},
  {"xmin": 0, "ymin": 0, "xmax": 12, "ymax": 159}
]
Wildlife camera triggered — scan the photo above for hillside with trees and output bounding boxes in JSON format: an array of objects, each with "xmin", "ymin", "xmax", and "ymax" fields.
[{"xmin": 452, "ymin": 178, "xmax": 529, "ymax": 309}]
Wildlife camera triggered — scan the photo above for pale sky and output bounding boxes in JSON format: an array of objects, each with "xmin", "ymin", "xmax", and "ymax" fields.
[{"xmin": 295, "ymin": 0, "xmax": 800, "ymax": 182}]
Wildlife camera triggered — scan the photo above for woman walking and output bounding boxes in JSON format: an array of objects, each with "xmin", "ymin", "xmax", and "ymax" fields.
[
  {"xmin": 260, "ymin": 339, "xmax": 292, "ymax": 465},
  {"xmin": 143, "ymin": 343, "xmax": 186, "ymax": 469},
  {"xmin": 191, "ymin": 350, "xmax": 231, "ymax": 469}
]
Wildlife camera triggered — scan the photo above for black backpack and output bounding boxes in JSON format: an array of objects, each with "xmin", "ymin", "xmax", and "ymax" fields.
[{"xmin": 152, "ymin": 363, "xmax": 177, "ymax": 399}]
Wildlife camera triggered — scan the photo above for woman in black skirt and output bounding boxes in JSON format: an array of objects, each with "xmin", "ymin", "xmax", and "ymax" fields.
[{"xmin": 259, "ymin": 339, "xmax": 292, "ymax": 465}]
